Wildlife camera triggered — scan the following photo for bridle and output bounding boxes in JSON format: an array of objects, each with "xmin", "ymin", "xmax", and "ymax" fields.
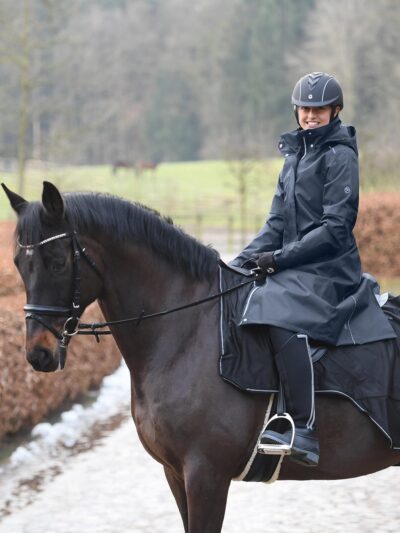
[
  {"xmin": 19, "ymin": 231, "xmax": 102, "ymax": 368},
  {"xmin": 18, "ymin": 230, "xmax": 260, "ymax": 366}
]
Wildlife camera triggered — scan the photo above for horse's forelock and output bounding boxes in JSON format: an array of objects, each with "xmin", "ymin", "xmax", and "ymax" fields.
[{"xmin": 16, "ymin": 201, "xmax": 46, "ymax": 245}]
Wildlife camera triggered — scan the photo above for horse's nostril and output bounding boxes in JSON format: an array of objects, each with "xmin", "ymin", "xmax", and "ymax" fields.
[
  {"xmin": 38, "ymin": 348, "xmax": 52, "ymax": 366},
  {"xmin": 28, "ymin": 346, "xmax": 56, "ymax": 372}
]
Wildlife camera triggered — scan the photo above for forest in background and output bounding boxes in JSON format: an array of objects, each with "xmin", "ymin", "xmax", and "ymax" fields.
[{"xmin": 0, "ymin": 0, "xmax": 399, "ymax": 193}]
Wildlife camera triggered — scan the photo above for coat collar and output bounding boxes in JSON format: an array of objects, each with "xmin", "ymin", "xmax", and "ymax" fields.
[{"xmin": 278, "ymin": 118, "xmax": 358, "ymax": 156}]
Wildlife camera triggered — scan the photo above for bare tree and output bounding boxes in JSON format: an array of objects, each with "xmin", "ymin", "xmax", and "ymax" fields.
[
  {"xmin": 288, "ymin": 0, "xmax": 400, "ymax": 186},
  {"xmin": 0, "ymin": 0, "xmax": 78, "ymax": 193},
  {"xmin": 0, "ymin": 0, "xmax": 33, "ymax": 194}
]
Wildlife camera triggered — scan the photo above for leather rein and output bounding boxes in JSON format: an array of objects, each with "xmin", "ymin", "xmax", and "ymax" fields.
[{"xmin": 18, "ymin": 231, "xmax": 260, "ymax": 349}]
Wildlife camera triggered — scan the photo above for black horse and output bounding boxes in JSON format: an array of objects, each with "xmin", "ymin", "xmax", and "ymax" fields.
[{"xmin": 3, "ymin": 181, "xmax": 400, "ymax": 533}]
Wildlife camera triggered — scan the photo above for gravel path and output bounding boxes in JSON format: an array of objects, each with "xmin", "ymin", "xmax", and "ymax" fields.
[{"xmin": 1, "ymin": 411, "xmax": 399, "ymax": 533}]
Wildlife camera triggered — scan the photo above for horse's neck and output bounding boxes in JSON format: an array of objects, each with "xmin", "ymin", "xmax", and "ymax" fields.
[
  {"xmin": 98, "ymin": 242, "xmax": 214, "ymax": 318},
  {"xmin": 97, "ymin": 242, "xmax": 218, "ymax": 376}
]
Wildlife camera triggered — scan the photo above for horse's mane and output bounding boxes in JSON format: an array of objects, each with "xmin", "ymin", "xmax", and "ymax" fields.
[{"xmin": 17, "ymin": 192, "xmax": 219, "ymax": 280}]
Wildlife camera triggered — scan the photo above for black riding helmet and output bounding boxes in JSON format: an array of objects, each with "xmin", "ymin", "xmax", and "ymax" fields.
[{"xmin": 292, "ymin": 72, "xmax": 343, "ymax": 124}]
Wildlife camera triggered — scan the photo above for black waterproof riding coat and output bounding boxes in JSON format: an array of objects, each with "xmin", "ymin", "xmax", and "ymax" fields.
[{"xmin": 230, "ymin": 118, "xmax": 395, "ymax": 345}]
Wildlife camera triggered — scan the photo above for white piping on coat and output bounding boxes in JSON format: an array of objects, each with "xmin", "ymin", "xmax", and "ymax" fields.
[
  {"xmin": 301, "ymin": 136, "xmax": 307, "ymax": 160},
  {"xmin": 297, "ymin": 333, "xmax": 315, "ymax": 429},
  {"xmin": 347, "ymin": 296, "xmax": 357, "ymax": 345},
  {"xmin": 241, "ymin": 282, "xmax": 261, "ymax": 320}
]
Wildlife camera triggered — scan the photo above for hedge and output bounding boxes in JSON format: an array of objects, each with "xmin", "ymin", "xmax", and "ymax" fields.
[
  {"xmin": 0, "ymin": 193, "xmax": 399, "ymax": 440},
  {"xmin": 0, "ymin": 223, "xmax": 121, "ymax": 441}
]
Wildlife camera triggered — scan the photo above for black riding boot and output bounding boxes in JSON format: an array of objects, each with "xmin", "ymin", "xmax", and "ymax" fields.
[{"xmin": 259, "ymin": 331, "xmax": 319, "ymax": 467}]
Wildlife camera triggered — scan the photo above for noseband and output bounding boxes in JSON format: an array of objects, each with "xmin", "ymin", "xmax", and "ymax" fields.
[{"xmin": 18, "ymin": 231, "xmax": 101, "ymax": 367}]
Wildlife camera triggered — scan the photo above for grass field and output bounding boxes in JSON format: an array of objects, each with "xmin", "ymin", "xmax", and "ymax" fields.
[
  {"xmin": 1, "ymin": 159, "xmax": 399, "ymax": 291},
  {"xmin": 0, "ymin": 159, "xmax": 282, "ymax": 233},
  {"xmin": 1, "ymin": 157, "xmax": 398, "ymax": 224}
]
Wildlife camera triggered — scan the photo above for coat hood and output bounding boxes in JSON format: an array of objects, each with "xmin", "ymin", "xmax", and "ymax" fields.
[{"xmin": 278, "ymin": 117, "xmax": 358, "ymax": 156}]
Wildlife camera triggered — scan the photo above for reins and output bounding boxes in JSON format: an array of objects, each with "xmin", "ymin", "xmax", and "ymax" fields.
[
  {"xmin": 18, "ymin": 230, "xmax": 261, "ymax": 345},
  {"xmin": 77, "ymin": 274, "xmax": 258, "ymax": 340}
]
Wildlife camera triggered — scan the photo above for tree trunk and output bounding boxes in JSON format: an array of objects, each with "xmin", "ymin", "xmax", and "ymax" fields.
[{"xmin": 17, "ymin": 0, "xmax": 31, "ymax": 196}]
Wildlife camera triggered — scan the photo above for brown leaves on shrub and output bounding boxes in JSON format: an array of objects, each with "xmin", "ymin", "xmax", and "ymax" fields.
[
  {"xmin": 0, "ymin": 297, "xmax": 121, "ymax": 440},
  {"xmin": 355, "ymin": 193, "xmax": 400, "ymax": 276},
  {"xmin": 0, "ymin": 223, "xmax": 121, "ymax": 441}
]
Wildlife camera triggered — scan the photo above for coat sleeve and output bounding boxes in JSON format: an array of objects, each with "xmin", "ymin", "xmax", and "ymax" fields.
[
  {"xmin": 229, "ymin": 176, "xmax": 284, "ymax": 268},
  {"xmin": 274, "ymin": 147, "xmax": 359, "ymax": 270}
]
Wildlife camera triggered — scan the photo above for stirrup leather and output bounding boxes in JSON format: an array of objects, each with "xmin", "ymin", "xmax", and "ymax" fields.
[{"xmin": 257, "ymin": 412, "xmax": 295, "ymax": 455}]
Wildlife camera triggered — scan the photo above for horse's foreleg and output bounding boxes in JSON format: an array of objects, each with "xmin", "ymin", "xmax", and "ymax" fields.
[
  {"xmin": 184, "ymin": 466, "xmax": 231, "ymax": 533},
  {"xmin": 163, "ymin": 466, "xmax": 189, "ymax": 532}
]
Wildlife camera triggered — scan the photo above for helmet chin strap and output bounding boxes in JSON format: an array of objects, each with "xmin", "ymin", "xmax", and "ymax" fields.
[
  {"xmin": 330, "ymin": 107, "xmax": 340, "ymax": 122},
  {"xmin": 294, "ymin": 105, "xmax": 300, "ymax": 127}
]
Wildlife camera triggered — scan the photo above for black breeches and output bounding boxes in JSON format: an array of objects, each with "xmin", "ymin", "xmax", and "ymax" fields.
[{"xmin": 269, "ymin": 325, "xmax": 299, "ymax": 352}]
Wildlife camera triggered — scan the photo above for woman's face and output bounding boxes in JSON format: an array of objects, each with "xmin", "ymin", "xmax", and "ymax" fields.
[{"xmin": 298, "ymin": 105, "xmax": 338, "ymax": 130}]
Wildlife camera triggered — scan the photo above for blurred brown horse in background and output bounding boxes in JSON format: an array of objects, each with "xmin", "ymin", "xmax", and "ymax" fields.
[{"xmin": 112, "ymin": 159, "xmax": 159, "ymax": 176}]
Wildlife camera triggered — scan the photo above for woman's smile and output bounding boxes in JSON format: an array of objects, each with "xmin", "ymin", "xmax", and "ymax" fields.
[
  {"xmin": 298, "ymin": 105, "xmax": 333, "ymax": 130},
  {"xmin": 306, "ymin": 120, "xmax": 321, "ymax": 129}
]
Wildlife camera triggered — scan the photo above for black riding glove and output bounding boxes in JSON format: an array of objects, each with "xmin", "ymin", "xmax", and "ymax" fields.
[{"xmin": 252, "ymin": 251, "xmax": 279, "ymax": 275}]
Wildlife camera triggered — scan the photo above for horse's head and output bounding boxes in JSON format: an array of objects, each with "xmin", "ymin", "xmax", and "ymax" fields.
[{"xmin": 2, "ymin": 181, "xmax": 103, "ymax": 372}]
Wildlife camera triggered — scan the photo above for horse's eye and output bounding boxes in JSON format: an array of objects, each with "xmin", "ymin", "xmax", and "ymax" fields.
[{"xmin": 51, "ymin": 259, "xmax": 66, "ymax": 273}]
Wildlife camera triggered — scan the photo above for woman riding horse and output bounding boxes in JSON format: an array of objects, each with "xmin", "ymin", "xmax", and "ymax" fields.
[
  {"xmin": 230, "ymin": 72, "xmax": 395, "ymax": 467},
  {"xmin": 3, "ymin": 84, "xmax": 400, "ymax": 528}
]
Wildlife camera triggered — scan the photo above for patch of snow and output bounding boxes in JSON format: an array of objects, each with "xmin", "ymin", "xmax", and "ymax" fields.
[{"xmin": 7, "ymin": 362, "xmax": 130, "ymax": 469}]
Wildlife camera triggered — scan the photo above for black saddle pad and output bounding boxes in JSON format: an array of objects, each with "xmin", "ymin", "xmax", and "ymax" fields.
[{"xmin": 219, "ymin": 267, "xmax": 400, "ymax": 449}]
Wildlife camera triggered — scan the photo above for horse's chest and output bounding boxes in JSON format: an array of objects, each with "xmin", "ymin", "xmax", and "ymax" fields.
[{"xmin": 131, "ymin": 392, "xmax": 188, "ymax": 462}]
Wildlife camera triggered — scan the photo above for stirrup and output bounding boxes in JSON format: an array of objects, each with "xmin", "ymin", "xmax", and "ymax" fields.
[{"xmin": 257, "ymin": 412, "xmax": 295, "ymax": 456}]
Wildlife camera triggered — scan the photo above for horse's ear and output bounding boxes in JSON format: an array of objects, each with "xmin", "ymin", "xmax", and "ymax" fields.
[
  {"xmin": 1, "ymin": 183, "xmax": 28, "ymax": 214},
  {"xmin": 42, "ymin": 181, "xmax": 65, "ymax": 220}
]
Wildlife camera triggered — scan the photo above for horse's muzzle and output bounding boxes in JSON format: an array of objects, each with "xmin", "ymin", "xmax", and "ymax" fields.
[
  {"xmin": 27, "ymin": 345, "xmax": 63, "ymax": 372},
  {"xmin": 26, "ymin": 328, "xmax": 68, "ymax": 372},
  {"xmin": 25, "ymin": 316, "xmax": 70, "ymax": 372}
]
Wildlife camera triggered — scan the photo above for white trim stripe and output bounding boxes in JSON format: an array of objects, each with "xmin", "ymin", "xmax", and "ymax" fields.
[
  {"xmin": 241, "ymin": 282, "xmax": 260, "ymax": 319},
  {"xmin": 297, "ymin": 333, "xmax": 315, "ymax": 429},
  {"xmin": 301, "ymin": 136, "xmax": 307, "ymax": 160},
  {"xmin": 317, "ymin": 389, "xmax": 393, "ymax": 448},
  {"xmin": 347, "ymin": 296, "xmax": 357, "ymax": 344},
  {"xmin": 218, "ymin": 266, "xmax": 224, "ymax": 355},
  {"xmin": 321, "ymin": 77, "xmax": 333, "ymax": 101}
]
